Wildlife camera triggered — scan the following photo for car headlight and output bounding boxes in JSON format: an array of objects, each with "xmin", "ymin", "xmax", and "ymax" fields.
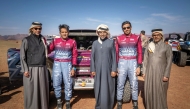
[{"xmin": 177, "ymin": 45, "xmax": 181, "ymax": 50}]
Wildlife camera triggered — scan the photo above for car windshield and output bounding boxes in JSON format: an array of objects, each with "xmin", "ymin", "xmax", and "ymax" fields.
[
  {"xmin": 69, "ymin": 36, "xmax": 98, "ymax": 50},
  {"xmin": 169, "ymin": 34, "xmax": 180, "ymax": 40}
]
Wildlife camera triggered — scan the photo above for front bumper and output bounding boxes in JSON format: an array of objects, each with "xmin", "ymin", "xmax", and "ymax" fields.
[{"xmin": 73, "ymin": 77, "xmax": 94, "ymax": 90}]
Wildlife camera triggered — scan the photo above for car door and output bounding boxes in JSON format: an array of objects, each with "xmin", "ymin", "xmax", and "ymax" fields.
[{"xmin": 7, "ymin": 48, "xmax": 23, "ymax": 81}]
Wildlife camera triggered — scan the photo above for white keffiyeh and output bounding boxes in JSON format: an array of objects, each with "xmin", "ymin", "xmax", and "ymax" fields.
[
  {"xmin": 96, "ymin": 24, "xmax": 110, "ymax": 44},
  {"xmin": 29, "ymin": 22, "xmax": 42, "ymax": 35},
  {"xmin": 148, "ymin": 42, "xmax": 155, "ymax": 53},
  {"xmin": 98, "ymin": 37, "xmax": 102, "ymax": 44}
]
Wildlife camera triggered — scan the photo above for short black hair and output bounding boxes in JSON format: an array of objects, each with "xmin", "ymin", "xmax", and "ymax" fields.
[
  {"xmin": 141, "ymin": 30, "xmax": 145, "ymax": 35},
  {"xmin": 59, "ymin": 24, "xmax": 69, "ymax": 32},
  {"xmin": 121, "ymin": 21, "xmax": 132, "ymax": 28}
]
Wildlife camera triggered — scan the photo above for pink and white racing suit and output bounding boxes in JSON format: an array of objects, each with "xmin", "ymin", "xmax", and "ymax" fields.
[
  {"xmin": 115, "ymin": 34, "xmax": 142, "ymax": 101},
  {"xmin": 48, "ymin": 38, "xmax": 77, "ymax": 100}
]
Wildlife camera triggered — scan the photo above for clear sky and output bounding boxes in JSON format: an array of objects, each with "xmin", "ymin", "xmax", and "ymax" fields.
[{"xmin": 0, "ymin": 0, "xmax": 190, "ymax": 36}]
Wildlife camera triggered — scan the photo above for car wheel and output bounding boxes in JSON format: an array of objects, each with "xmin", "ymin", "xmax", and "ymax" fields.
[
  {"xmin": 47, "ymin": 70, "xmax": 53, "ymax": 91},
  {"xmin": 177, "ymin": 51, "xmax": 187, "ymax": 67},
  {"xmin": 0, "ymin": 84, "xmax": 2, "ymax": 95},
  {"xmin": 122, "ymin": 78, "xmax": 131, "ymax": 103}
]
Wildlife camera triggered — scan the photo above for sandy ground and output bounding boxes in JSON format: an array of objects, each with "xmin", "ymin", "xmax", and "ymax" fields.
[{"xmin": 0, "ymin": 63, "xmax": 190, "ymax": 109}]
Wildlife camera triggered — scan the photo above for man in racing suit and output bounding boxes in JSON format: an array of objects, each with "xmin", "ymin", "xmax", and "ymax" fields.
[
  {"xmin": 116, "ymin": 21, "xmax": 142, "ymax": 109},
  {"xmin": 48, "ymin": 24, "xmax": 77, "ymax": 109}
]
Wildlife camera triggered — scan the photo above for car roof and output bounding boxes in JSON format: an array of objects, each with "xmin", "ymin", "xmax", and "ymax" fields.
[
  {"xmin": 69, "ymin": 29, "xmax": 96, "ymax": 32},
  {"xmin": 69, "ymin": 29, "xmax": 97, "ymax": 36}
]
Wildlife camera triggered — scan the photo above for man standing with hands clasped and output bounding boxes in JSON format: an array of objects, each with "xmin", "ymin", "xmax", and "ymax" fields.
[
  {"xmin": 90, "ymin": 24, "xmax": 117, "ymax": 109},
  {"xmin": 115, "ymin": 21, "xmax": 142, "ymax": 109},
  {"xmin": 142, "ymin": 29, "xmax": 173, "ymax": 109}
]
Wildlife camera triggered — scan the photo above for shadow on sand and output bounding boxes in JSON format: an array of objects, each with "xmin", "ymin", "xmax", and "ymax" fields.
[
  {"xmin": 49, "ymin": 89, "xmax": 95, "ymax": 109},
  {"xmin": 0, "ymin": 72, "xmax": 23, "ymax": 95},
  {"xmin": 49, "ymin": 77, "xmax": 147, "ymax": 109},
  {"xmin": 186, "ymin": 61, "xmax": 190, "ymax": 66},
  {"xmin": 112, "ymin": 77, "xmax": 145, "ymax": 108},
  {"xmin": 138, "ymin": 79, "xmax": 145, "ymax": 107},
  {"xmin": 0, "ymin": 91, "xmax": 22, "ymax": 104},
  {"xmin": 0, "ymin": 72, "xmax": 23, "ymax": 104}
]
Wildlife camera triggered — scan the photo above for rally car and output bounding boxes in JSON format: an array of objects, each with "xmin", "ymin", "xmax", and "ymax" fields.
[
  {"xmin": 178, "ymin": 32, "xmax": 190, "ymax": 66},
  {"xmin": 164, "ymin": 33, "xmax": 188, "ymax": 67},
  {"xmin": 164, "ymin": 33, "xmax": 182, "ymax": 52},
  {"xmin": 165, "ymin": 33, "xmax": 183, "ymax": 65}
]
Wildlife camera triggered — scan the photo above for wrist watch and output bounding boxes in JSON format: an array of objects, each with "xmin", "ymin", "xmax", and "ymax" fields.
[
  {"xmin": 137, "ymin": 64, "xmax": 142, "ymax": 68},
  {"xmin": 72, "ymin": 67, "xmax": 76, "ymax": 71}
]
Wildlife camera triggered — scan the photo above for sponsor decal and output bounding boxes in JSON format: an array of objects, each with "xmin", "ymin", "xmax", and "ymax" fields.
[
  {"xmin": 122, "ymin": 38, "xmax": 126, "ymax": 41},
  {"xmin": 119, "ymin": 48, "xmax": 137, "ymax": 56},
  {"xmin": 16, "ymin": 65, "xmax": 21, "ymax": 68},
  {"xmin": 121, "ymin": 41, "xmax": 126, "ymax": 44},
  {"xmin": 56, "ymin": 44, "xmax": 61, "ymax": 47},
  {"xmin": 129, "ymin": 42, "xmax": 136, "ymax": 44}
]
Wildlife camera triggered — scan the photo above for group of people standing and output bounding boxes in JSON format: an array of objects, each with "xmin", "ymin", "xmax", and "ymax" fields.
[{"xmin": 20, "ymin": 21, "xmax": 172, "ymax": 109}]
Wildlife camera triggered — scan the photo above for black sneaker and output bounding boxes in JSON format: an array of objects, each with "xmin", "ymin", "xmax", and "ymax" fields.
[
  {"xmin": 117, "ymin": 102, "xmax": 122, "ymax": 109},
  {"xmin": 66, "ymin": 102, "xmax": 71, "ymax": 109},
  {"xmin": 57, "ymin": 99, "xmax": 63, "ymax": 109},
  {"xmin": 133, "ymin": 106, "xmax": 138, "ymax": 109}
]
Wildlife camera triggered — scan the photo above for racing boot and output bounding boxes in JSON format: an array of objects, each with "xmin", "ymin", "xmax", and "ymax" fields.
[
  {"xmin": 132, "ymin": 100, "xmax": 138, "ymax": 109},
  {"xmin": 116, "ymin": 100, "xmax": 122, "ymax": 109},
  {"xmin": 66, "ymin": 100, "xmax": 71, "ymax": 109},
  {"xmin": 57, "ymin": 99, "xmax": 63, "ymax": 109}
]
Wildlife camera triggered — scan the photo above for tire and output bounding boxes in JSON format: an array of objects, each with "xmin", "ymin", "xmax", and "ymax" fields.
[
  {"xmin": 139, "ymin": 63, "xmax": 143, "ymax": 76},
  {"xmin": 122, "ymin": 78, "xmax": 131, "ymax": 103},
  {"xmin": 48, "ymin": 70, "xmax": 53, "ymax": 91},
  {"xmin": 177, "ymin": 51, "xmax": 187, "ymax": 67},
  {"xmin": 72, "ymin": 78, "xmax": 75, "ymax": 89},
  {"xmin": 173, "ymin": 51, "xmax": 178, "ymax": 64},
  {"xmin": 0, "ymin": 88, "xmax": 1, "ymax": 95}
]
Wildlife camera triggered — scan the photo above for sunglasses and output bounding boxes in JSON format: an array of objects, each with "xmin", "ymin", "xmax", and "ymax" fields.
[
  {"xmin": 34, "ymin": 28, "xmax": 42, "ymax": 30},
  {"xmin": 153, "ymin": 34, "xmax": 161, "ymax": 37},
  {"xmin": 98, "ymin": 31, "xmax": 107, "ymax": 34},
  {"xmin": 122, "ymin": 27, "xmax": 131, "ymax": 30}
]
